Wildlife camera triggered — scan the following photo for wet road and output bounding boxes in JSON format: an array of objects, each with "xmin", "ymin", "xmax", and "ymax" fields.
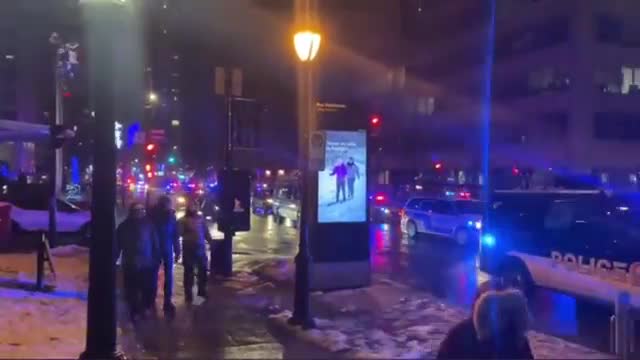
[{"xmin": 235, "ymin": 214, "xmax": 627, "ymax": 354}]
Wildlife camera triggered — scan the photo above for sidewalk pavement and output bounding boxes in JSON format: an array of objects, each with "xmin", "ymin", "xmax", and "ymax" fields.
[
  {"xmin": 134, "ymin": 258, "xmax": 335, "ymax": 359},
  {"xmin": 242, "ymin": 257, "xmax": 613, "ymax": 359}
]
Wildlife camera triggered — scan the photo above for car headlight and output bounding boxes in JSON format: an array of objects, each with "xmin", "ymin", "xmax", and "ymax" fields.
[
  {"xmin": 474, "ymin": 221, "xmax": 482, "ymax": 230},
  {"xmin": 289, "ymin": 204, "xmax": 297, "ymax": 209},
  {"xmin": 177, "ymin": 196, "xmax": 186, "ymax": 204},
  {"xmin": 266, "ymin": 198, "xmax": 274, "ymax": 204}
]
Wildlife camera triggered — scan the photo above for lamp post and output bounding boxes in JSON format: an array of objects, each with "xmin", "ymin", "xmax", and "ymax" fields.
[
  {"xmin": 79, "ymin": 0, "xmax": 128, "ymax": 358},
  {"xmin": 288, "ymin": 30, "xmax": 321, "ymax": 329}
]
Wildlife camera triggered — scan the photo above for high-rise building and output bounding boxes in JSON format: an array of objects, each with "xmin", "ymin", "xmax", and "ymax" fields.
[{"xmin": 396, "ymin": 0, "xmax": 640, "ymax": 188}]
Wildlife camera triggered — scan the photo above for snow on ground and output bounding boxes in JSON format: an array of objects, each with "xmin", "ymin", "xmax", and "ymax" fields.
[
  {"xmin": 249, "ymin": 259, "xmax": 612, "ymax": 359},
  {"xmin": 0, "ymin": 246, "xmax": 142, "ymax": 359},
  {"xmin": 0, "ymin": 246, "xmax": 89, "ymax": 358}
]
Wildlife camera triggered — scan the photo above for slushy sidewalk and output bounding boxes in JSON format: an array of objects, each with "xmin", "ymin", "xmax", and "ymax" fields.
[{"xmin": 241, "ymin": 257, "xmax": 612, "ymax": 359}]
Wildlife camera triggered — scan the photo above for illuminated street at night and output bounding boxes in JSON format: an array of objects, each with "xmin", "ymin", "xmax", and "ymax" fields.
[{"xmin": 1, "ymin": 0, "xmax": 639, "ymax": 358}]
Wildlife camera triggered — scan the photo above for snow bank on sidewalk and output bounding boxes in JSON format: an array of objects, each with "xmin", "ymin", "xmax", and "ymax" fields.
[
  {"xmin": 0, "ymin": 247, "xmax": 89, "ymax": 358},
  {"xmin": 0, "ymin": 246, "xmax": 142, "ymax": 359},
  {"xmin": 262, "ymin": 275, "xmax": 612, "ymax": 359}
]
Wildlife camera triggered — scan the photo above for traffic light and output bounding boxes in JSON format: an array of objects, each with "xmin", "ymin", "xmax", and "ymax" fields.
[
  {"xmin": 146, "ymin": 143, "xmax": 156, "ymax": 152},
  {"xmin": 168, "ymin": 156, "xmax": 176, "ymax": 164},
  {"xmin": 145, "ymin": 164, "xmax": 152, "ymax": 172},
  {"xmin": 434, "ymin": 162, "xmax": 443, "ymax": 170},
  {"xmin": 369, "ymin": 114, "xmax": 382, "ymax": 137}
]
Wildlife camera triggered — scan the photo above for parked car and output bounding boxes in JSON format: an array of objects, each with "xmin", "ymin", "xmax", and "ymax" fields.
[
  {"xmin": 400, "ymin": 196, "xmax": 483, "ymax": 245},
  {"xmin": 480, "ymin": 189, "xmax": 640, "ymax": 304},
  {"xmin": 10, "ymin": 198, "xmax": 91, "ymax": 239}
]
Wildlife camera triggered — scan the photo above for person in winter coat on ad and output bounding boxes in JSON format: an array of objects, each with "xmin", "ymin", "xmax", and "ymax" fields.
[
  {"xmin": 116, "ymin": 202, "xmax": 160, "ymax": 322},
  {"xmin": 178, "ymin": 202, "xmax": 213, "ymax": 303},
  {"xmin": 437, "ymin": 280, "xmax": 534, "ymax": 359},
  {"xmin": 149, "ymin": 195, "xmax": 180, "ymax": 315}
]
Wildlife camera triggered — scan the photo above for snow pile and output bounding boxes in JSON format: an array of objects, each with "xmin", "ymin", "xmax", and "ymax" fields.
[
  {"xmin": 0, "ymin": 246, "xmax": 142, "ymax": 359},
  {"xmin": 264, "ymin": 277, "xmax": 612, "ymax": 359},
  {"xmin": 0, "ymin": 248, "xmax": 89, "ymax": 358},
  {"xmin": 251, "ymin": 258, "xmax": 294, "ymax": 283}
]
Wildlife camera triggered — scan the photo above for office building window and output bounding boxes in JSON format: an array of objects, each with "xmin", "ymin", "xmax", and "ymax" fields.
[
  {"xmin": 594, "ymin": 112, "xmax": 640, "ymax": 141},
  {"xmin": 621, "ymin": 66, "xmax": 640, "ymax": 94},
  {"xmin": 540, "ymin": 112, "xmax": 568, "ymax": 140}
]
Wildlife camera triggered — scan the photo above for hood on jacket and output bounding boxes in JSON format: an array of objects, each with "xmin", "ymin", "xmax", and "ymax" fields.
[{"xmin": 472, "ymin": 288, "xmax": 529, "ymax": 342}]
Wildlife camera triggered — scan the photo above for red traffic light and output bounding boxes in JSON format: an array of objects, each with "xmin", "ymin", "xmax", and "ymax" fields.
[
  {"xmin": 512, "ymin": 167, "xmax": 520, "ymax": 175},
  {"xmin": 146, "ymin": 144, "xmax": 156, "ymax": 151},
  {"xmin": 145, "ymin": 164, "xmax": 152, "ymax": 172},
  {"xmin": 434, "ymin": 162, "xmax": 443, "ymax": 170},
  {"xmin": 370, "ymin": 115, "xmax": 381, "ymax": 126}
]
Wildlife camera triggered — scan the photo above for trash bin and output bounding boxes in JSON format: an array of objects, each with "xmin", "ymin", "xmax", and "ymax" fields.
[{"xmin": 0, "ymin": 202, "xmax": 12, "ymax": 250}]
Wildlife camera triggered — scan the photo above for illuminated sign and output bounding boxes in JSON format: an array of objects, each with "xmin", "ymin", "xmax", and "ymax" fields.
[{"xmin": 317, "ymin": 130, "xmax": 367, "ymax": 223}]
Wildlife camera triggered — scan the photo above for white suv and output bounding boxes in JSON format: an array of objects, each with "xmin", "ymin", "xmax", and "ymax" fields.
[{"xmin": 401, "ymin": 197, "xmax": 483, "ymax": 245}]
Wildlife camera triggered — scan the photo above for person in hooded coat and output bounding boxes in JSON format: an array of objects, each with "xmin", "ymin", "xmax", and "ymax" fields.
[
  {"xmin": 149, "ymin": 195, "xmax": 180, "ymax": 315},
  {"xmin": 437, "ymin": 280, "xmax": 534, "ymax": 359},
  {"xmin": 116, "ymin": 202, "xmax": 160, "ymax": 322},
  {"xmin": 178, "ymin": 201, "xmax": 213, "ymax": 303}
]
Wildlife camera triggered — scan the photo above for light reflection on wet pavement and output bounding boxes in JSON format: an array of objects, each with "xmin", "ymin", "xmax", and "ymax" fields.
[{"xmin": 237, "ymin": 215, "xmax": 629, "ymax": 353}]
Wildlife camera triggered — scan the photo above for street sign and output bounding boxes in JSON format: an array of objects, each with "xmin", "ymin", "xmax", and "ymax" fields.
[{"xmin": 309, "ymin": 130, "xmax": 326, "ymax": 171}]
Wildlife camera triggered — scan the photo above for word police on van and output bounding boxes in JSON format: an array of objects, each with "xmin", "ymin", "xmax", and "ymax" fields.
[
  {"xmin": 550, "ymin": 251, "xmax": 640, "ymax": 287},
  {"xmin": 479, "ymin": 189, "xmax": 640, "ymax": 303}
]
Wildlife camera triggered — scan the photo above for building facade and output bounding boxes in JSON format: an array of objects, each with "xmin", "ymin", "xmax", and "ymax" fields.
[{"xmin": 395, "ymin": 0, "xmax": 640, "ymax": 188}]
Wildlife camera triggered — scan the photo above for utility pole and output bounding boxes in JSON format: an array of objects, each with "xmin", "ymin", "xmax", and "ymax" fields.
[{"xmin": 79, "ymin": 0, "xmax": 127, "ymax": 358}]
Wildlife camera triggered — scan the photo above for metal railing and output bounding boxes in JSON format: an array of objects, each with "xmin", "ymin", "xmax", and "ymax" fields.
[{"xmin": 610, "ymin": 292, "xmax": 638, "ymax": 359}]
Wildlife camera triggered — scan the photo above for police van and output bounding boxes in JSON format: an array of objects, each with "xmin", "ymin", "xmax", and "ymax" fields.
[{"xmin": 479, "ymin": 189, "xmax": 640, "ymax": 307}]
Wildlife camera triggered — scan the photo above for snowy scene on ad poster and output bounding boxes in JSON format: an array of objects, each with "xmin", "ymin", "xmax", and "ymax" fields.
[{"xmin": 318, "ymin": 130, "xmax": 367, "ymax": 223}]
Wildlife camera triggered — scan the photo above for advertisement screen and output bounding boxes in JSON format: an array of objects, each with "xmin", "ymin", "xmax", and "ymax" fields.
[{"xmin": 317, "ymin": 130, "xmax": 367, "ymax": 223}]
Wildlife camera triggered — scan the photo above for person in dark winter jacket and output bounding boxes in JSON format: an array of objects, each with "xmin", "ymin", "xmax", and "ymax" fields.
[
  {"xmin": 437, "ymin": 280, "xmax": 534, "ymax": 359},
  {"xmin": 330, "ymin": 158, "xmax": 348, "ymax": 203},
  {"xmin": 149, "ymin": 195, "xmax": 180, "ymax": 314},
  {"xmin": 178, "ymin": 202, "xmax": 213, "ymax": 303},
  {"xmin": 116, "ymin": 203, "xmax": 160, "ymax": 322}
]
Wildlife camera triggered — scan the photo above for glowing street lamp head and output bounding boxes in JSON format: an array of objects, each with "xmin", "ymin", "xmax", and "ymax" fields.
[
  {"xmin": 294, "ymin": 31, "xmax": 321, "ymax": 62},
  {"xmin": 148, "ymin": 92, "xmax": 158, "ymax": 103}
]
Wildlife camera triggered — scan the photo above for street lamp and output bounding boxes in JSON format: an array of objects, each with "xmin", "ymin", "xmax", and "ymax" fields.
[
  {"xmin": 148, "ymin": 91, "xmax": 158, "ymax": 104},
  {"xmin": 294, "ymin": 31, "xmax": 321, "ymax": 62},
  {"xmin": 288, "ymin": 29, "xmax": 321, "ymax": 330}
]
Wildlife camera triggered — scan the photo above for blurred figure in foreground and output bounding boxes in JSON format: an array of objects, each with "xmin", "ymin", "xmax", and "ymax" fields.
[
  {"xmin": 179, "ymin": 201, "xmax": 213, "ymax": 303},
  {"xmin": 116, "ymin": 202, "xmax": 160, "ymax": 322},
  {"xmin": 437, "ymin": 280, "xmax": 533, "ymax": 359},
  {"xmin": 149, "ymin": 195, "xmax": 180, "ymax": 316}
]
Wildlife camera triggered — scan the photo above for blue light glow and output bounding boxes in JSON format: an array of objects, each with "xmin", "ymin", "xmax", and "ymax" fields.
[{"xmin": 481, "ymin": 234, "xmax": 496, "ymax": 248}]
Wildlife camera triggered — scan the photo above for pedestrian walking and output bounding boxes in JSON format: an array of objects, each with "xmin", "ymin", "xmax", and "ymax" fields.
[
  {"xmin": 149, "ymin": 195, "xmax": 180, "ymax": 316},
  {"xmin": 178, "ymin": 202, "xmax": 213, "ymax": 304},
  {"xmin": 330, "ymin": 158, "xmax": 347, "ymax": 203},
  {"xmin": 346, "ymin": 156, "xmax": 360, "ymax": 199},
  {"xmin": 437, "ymin": 280, "xmax": 533, "ymax": 359},
  {"xmin": 116, "ymin": 202, "xmax": 160, "ymax": 323}
]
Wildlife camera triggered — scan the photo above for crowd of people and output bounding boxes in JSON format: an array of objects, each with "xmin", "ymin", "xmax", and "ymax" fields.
[{"xmin": 116, "ymin": 195, "xmax": 212, "ymax": 322}]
